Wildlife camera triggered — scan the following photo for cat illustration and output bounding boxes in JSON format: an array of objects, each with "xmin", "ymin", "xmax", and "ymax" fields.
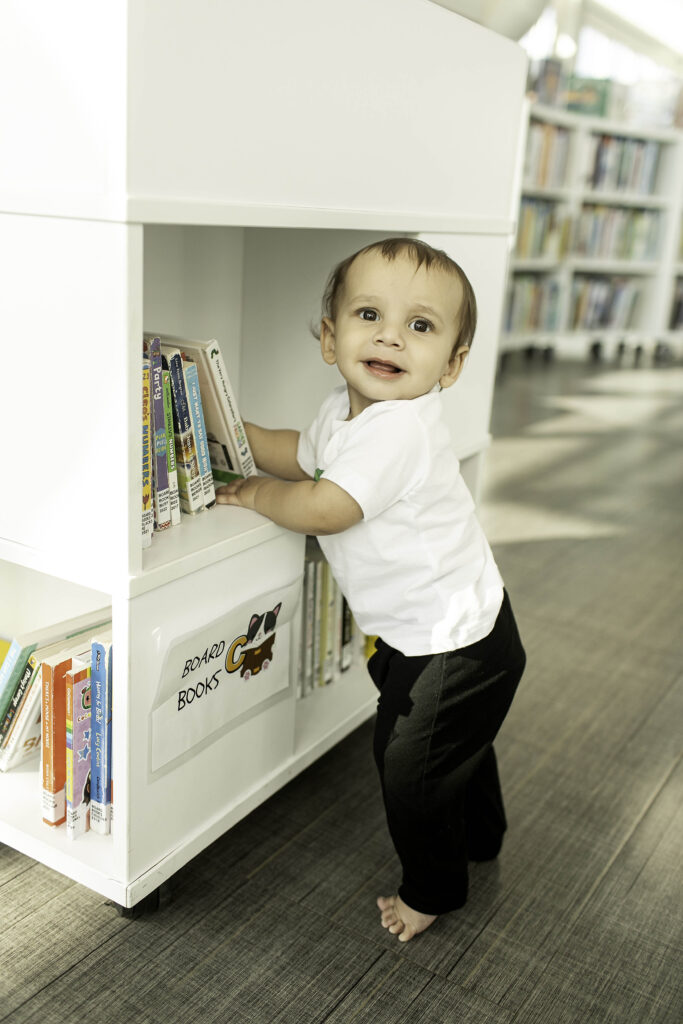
[{"xmin": 240, "ymin": 603, "xmax": 282, "ymax": 679}]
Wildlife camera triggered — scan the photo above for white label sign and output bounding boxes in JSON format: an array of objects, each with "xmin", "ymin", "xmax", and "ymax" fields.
[{"xmin": 150, "ymin": 580, "xmax": 300, "ymax": 773}]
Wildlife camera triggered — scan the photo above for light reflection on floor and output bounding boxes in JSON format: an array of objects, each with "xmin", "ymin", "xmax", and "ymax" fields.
[{"xmin": 478, "ymin": 365, "xmax": 683, "ymax": 546}]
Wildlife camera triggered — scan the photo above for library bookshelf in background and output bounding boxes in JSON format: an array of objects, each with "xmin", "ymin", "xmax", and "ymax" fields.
[
  {"xmin": 502, "ymin": 102, "xmax": 683, "ymax": 365},
  {"xmin": 0, "ymin": 1, "xmax": 526, "ymax": 912}
]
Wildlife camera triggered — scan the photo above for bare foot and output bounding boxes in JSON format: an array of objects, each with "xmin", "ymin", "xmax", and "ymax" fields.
[{"xmin": 376, "ymin": 894, "xmax": 437, "ymax": 943}]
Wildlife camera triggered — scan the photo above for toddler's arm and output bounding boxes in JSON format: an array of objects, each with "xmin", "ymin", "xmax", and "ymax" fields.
[
  {"xmin": 216, "ymin": 476, "xmax": 362, "ymax": 536},
  {"xmin": 244, "ymin": 422, "xmax": 311, "ymax": 481}
]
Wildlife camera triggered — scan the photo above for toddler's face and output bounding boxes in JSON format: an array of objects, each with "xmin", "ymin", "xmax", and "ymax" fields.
[{"xmin": 320, "ymin": 251, "xmax": 468, "ymax": 418}]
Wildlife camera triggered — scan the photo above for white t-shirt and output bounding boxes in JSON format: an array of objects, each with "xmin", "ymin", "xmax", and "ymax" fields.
[{"xmin": 296, "ymin": 386, "xmax": 504, "ymax": 656}]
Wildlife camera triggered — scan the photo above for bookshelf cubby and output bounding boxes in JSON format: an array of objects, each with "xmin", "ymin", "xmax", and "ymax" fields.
[
  {"xmin": 503, "ymin": 102, "xmax": 683, "ymax": 361},
  {"xmin": 0, "ymin": 0, "xmax": 527, "ymax": 907}
]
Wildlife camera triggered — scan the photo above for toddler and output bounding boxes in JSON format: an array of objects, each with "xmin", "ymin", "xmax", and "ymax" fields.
[{"xmin": 216, "ymin": 237, "xmax": 525, "ymax": 942}]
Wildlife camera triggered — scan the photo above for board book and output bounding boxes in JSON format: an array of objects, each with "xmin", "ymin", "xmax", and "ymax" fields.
[
  {"xmin": 65, "ymin": 658, "xmax": 92, "ymax": 840},
  {"xmin": 0, "ymin": 607, "xmax": 111, "ymax": 736},
  {"xmin": 90, "ymin": 635, "xmax": 113, "ymax": 834},
  {"xmin": 144, "ymin": 336, "xmax": 172, "ymax": 531},
  {"xmin": 152, "ymin": 334, "xmax": 255, "ymax": 482},
  {"xmin": 160, "ymin": 345, "xmax": 204, "ymax": 515}
]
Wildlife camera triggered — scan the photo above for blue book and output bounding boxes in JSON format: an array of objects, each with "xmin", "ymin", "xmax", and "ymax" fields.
[
  {"xmin": 90, "ymin": 637, "xmax": 113, "ymax": 835},
  {"xmin": 183, "ymin": 358, "xmax": 216, "ymax": 508}
]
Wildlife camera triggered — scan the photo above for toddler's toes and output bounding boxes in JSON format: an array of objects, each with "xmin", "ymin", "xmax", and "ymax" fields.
[
  {"xmin": 377, "ymin": 895, "xmax": 400, "ymax": 929},
  {"xmin": 398, "ymin": 922, "xmax": 417, "ymax": 942}
]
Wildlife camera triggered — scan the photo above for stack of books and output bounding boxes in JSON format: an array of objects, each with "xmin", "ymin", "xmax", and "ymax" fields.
[
  {"xmin": 141, "ymin": 335, "xmax": 256, "ymax": 548},
  {"xmin": 297, "ymin": 538, "xmax": 359, "ymax": 698},
  {"xmin": 573, "ymin": 206, "xmax": 660, "ymax": 262},
  {"xmin": 0, "ymin": 608, "xmax": 114, "ymax": 840},
  {"xmin": 583, "ymin": 134, "xmax": 661, "ymax": 195},
  {"xmin": 570, "ymin": 276, "xmax": 641, "ymax": 330},
  {"xmin": 523, "ymin": 119, "xmax": 570, "ymax": 190}
]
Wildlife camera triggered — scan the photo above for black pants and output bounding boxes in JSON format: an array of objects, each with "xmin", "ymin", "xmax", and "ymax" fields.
[{"xmin": 368, "ymin": 590, "xmax": 526, "ymax": 916}]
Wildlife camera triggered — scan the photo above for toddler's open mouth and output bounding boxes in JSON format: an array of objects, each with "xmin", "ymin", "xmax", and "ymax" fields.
[{"xmin": 364, "ymin": 359, "xmax": 404, "ymax": 377}]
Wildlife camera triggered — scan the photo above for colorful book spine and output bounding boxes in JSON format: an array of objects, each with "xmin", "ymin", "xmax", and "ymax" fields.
[
  {"xmin": 0, "ymin": 654, "xmax": 37, "ymax": 747},
  {"xmin": 146, "ymin": 336, "xmax": 171, "ymax": 531},
  {"xmin": 90, "ymin": 638, "xmax": 113, "ymax": 835},
  {"xmin": 42, "ymin": 654, "xmax": 73, "ymax": 826},
  {"xmin": 162, "ymin": 348, "xmax": 204, "ymax": 515},
  {"xmin": 162, "ymin": 369, "xmax": 182, "ymax": 526},
  {"xmin": 183, "ymin": 358, "xmax": 216, "ymax": 508},
  {"xmin": 142, "ymin": 360, "xmax": 154, "ymax": 548},
  {"xmin": 65, "ymin": 661, "xmax": 92, "ymax": 840},
  {"xmin": 0, "ymin": 640, "xmax": 35, "ymax": 731},
  {"xmin": 0, "ymin": 670, "xmax": 42, "ymax": 771}
]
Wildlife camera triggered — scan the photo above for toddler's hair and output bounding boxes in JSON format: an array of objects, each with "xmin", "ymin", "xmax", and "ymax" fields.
[{"xmin": 316, "ymin": 237, "xmax": 477, "ymax": 352}]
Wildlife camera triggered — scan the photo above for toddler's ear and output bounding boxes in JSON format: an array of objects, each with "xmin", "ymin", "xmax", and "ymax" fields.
[
  {"xmin": 440, "ymin": 346, "xmax": 469, "ymax": 389},
  {"xmin": 320, "ymin": 317, "xmax": 337, "ymax": 366}
]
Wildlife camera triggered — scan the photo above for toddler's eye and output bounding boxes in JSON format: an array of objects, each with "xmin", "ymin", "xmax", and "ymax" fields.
[
  {"xmin": 410, "ymin": 318, "xmax": 432, "ymax": 333},
  {"xmin": 358, "ymin": 308, "xmax": 379, "ymax": 322}
]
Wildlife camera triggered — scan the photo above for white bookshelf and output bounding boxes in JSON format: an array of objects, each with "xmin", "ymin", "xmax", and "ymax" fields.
[
  {"xmin": 503, "ymin": 102, "xmax": 683, "ymax": 361},
  {"xmin": 0, "ymin": 0, "xmax": 527, "ymax": 908}
]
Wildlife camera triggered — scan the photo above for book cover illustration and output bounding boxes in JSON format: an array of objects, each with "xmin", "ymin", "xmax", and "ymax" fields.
[
  {"xmin": 65, "ymin": 661, "xmax": 92, "ymax": 840},
  {"xmin": 239, "ymin": 603, "xmax": 282, "ymax": 680}
]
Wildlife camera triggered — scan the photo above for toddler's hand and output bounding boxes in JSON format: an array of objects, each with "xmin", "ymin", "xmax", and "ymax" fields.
[{"xmin": 215, "ymin": 476, "xmax": 262, "ymax": 511}]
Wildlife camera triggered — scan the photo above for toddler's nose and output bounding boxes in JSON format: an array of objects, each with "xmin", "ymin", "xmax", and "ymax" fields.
[{"xmin": 374, "ymin": 322, "xmax": 404, "ymax": 348}]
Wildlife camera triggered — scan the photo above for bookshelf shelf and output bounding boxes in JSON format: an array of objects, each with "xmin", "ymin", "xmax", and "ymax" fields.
[
  {"xmin": 505, "ymin": 103, "xmax": 683, "ymax": 359},
  {"xmin": 0, "ymin": 764, "xmax": 123, "ymax": 902},
  {"xmin": 0, "ymin": 0, "xmax": 527, "ymax": 908},
  {"xmin": 578, "ymin": 190, "xmax": 670, "ymax": 209},
  {"xmin": 135, "ymin": 508, "xmax": 286, "ymax": 598},
  {"xmin": 567, "ymin": 258, "xmax": 660, "ymax": 274}
]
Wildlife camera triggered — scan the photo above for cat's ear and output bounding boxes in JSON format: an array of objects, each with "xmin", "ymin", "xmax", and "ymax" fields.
[
  {"xmin": 247, "ymin": 613, "xmax": 264, "ymax": 639},
  {"xmin": 272, "ymin": 603, "xmax": 282, "ymax": 618}
]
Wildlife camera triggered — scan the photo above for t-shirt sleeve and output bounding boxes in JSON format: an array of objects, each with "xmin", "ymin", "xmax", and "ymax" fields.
[
  {"xmin": 296, "ymin": 390, "xmax": 341, "ymax": 478},
  {"xmin": 323, "ymin": 406, "xmax": 429, "ymax": 521},
  {"xmin": 296, "ymin": 420, "xmax": 317, "ymax": 478}
]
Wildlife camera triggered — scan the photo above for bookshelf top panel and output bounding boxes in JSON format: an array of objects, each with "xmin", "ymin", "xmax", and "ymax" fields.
[{"xmin": 1, "ymin": 0, "xmax": 527, "ymax": 227}]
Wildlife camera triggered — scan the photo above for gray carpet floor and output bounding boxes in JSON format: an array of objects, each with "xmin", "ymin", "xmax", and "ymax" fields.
[{"xmin": 1, "ymin": 357, "xmax": 681, "ymax": 1023}]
